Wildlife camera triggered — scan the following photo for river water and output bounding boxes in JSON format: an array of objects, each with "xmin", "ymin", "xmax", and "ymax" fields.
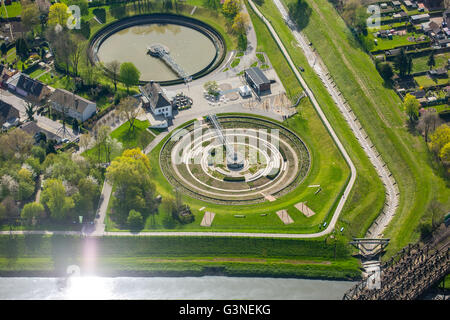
[{"xmin": 0, "ymin": 276, "xmax": 355, "ymax": 300}]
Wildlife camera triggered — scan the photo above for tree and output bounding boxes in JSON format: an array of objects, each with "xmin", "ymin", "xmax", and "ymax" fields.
[
  {"xmin": 31, "ymin": 146, "xmax": 46, "ymax": 163},
  {"xmin": 394, "ymin": 49, "xmax": 409, "ymax": 77},
  {"xmin": 74, "ymin": 177, "xmax": 99, "ymax": 218},
  {"xmin": 21, "ymin": 202, "xmax": 45, "ymax": 225},
  {"xmin": 71, "ymin": 0, "xmax": 89, "ymax": 16},
  {"xmin": 106, "ymin": 148, "xmax": 155, "ymax": 225},
  {"xmin": 417, "ymin": 110, "xmax": 440, "ymax": 142},
  {"xmin": 440, "ymin": 142, "xmax": 450, "ymax": 164},
  {"xmin": 427, "ymin": 51, "xmax": 436, "ymax": 70},
  {"xmin": 15, "ymin": 38, "xmax": 29, "ymax": 60},
  {"xmin": 231, "ymin": 12, "xmax": 250, "ymax": 36},
  {"xmin": 70, "ymin": 35, "xmax": 85, "ymax": 76},
  {"xmin": 110, "ymin": 3, "xmax": 127, "ymax": 19},
  {"xmin": 203, "ymin": 0, "xmax": 219, "ymax": 10},
  {"xmin": 0, "ymin": 203, "xmax": 6, "ymax": 221},
  {"xmin": 127, "ymin": 209, "xmax": 143, "ymax": 229},
  {"xmin": 79, "ymin": 133, "xmax": 91, "ymax": 152},
  {"xmin": 377, "ymin": 62, "xmax": 394, "ymax": 81},
  {"xmin": 48, "ymin": 3, "xmax": 70, "ymax": 27},
  {"xmin": 104, "ymin": 137, "xmax": 123, "ymax": 163},
  {"xmin": 203, "ymin": 80, "xmax": 220, "ymax": 97},
  {"xmin": 403, "ymin": 94, "xmax": 420, "ymax": 124},
  {"xmin": 117, "ymin": 96, "xmax": 141, "ymax": 132},
  {"xmin": 17, "ymin": 168, "xmax": 35, "ymax": 201},
  {"xmin": 0, "ymin": 42, "xmax": 7, "ymax": 58},
  {"xmin": 119, "ymin": 62, "xmax": 140, "ymax": 93},
  {"xmin": 222, "ymin": 0, "xmax": 241, "ymax": 19},
  {"xmin": 0, "ymin": 129, "xmax": 34, "ymax": 160},
  {"xmin": 1, "ymin": 197, "xmax": 19, "ymax": 221},
  {"xmin": 23, "ymin": 97, "xmax": 38, "ymax": 121},
  {"xmin": 429, "ymin": 124, "xmax": 450, "ymax": 155},
  {"xmin": 21, "ymin": 1, "xmax": 41, "ymax": 35},
  {"xmin": 341, "ymin": 0, "xmax": 367, "ymax": 33},
  {"xmin": 106, "ymin": 60, "xmax": 121, "ymax": 92},
  {"xmin": 40, "ymin": 179, "xmax": 75, "ymax": 221}
]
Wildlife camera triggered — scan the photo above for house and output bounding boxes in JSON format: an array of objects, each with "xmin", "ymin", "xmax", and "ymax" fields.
[
  {"xmin": 392, "ymin": 1, "xmax": 402, "ymax": 6},
  {"xmin": 380, "ymin": 3, "xmax": 388, "ymax": 9},
  {"xmin": 6, "ymin": 72, "xmax": 21, "ymax": 91},
  {"xmin": 418, "ymin": 3, "xmax": 425, "ymax": 11},
  {"xmin": 444, "ymin": 9, "xmax": 450, "ymax": 26},
  {"xmin": 410, "ymin": 90, "xmax": 426, "ymax": 99},
  {"xmin": 15, "ymin": 74, "xmax": 49, "ymax": 101},
  {"xmin": 411, "ymin": 14, "xmax": 430, "ymax": 24},
  {"xmin": 385, "ymin": 48, "xmax": 403, "ymax": 57},
  {"xmin": 18, "ymin": 121, "xmax": 61, "ymax": 144},
  {"xmin": 0, "ymin": 100, "xmax": 20, "ymax": 131},
  {"xmin": 403, "ymin": 0, "xmax": 414, "ymax": 7},
  {"xmin": 49, "ymin": 88, "xmax": 97, "ymax": 122},
  {"xmin": 438, "ymin": 38, "xmax": 450, "ymax": 47},
  {"xmin": 244, "ymin": 67, "xmax": 271, "ymax": 96},
  {"xmin": 139, "ymin": 81, "xmax": 173, "ymax": 118},
  {"xmin": 428, "ymin": 68, "xmax": 448, "ymax": 77}
]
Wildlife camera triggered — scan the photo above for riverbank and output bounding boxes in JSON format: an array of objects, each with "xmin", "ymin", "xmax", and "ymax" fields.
[{"xmin": 0, "ymin": 235, "xmax": 361, "ymax": 281}]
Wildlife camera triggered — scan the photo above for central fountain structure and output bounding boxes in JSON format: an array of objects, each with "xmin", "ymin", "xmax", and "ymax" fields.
[{"xmin": 207, "ymin": 114, "xmax": 245, "ymax": 171}]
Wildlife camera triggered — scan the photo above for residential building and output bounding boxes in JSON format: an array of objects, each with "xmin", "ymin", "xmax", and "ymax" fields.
[
  {"xmin": 18, "ymin": 121, "xmax": 61, "ymax": 144},
  {"xmin": 0, "ymin": 100, "xmax": 20, "ymax": 131},
  {"xmin": 14, "ymin": 74, "xmax": 49, "ymax": 101},
  {"xmin": 49, "ymin": 88, "xmax": 97, "ymax": 122},
  {"xmin": 139, "ymin": 81, "xmax": 173, "ymax": 118}
]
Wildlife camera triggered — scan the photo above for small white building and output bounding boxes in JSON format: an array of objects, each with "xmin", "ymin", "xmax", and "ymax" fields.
[
  {"xmin": 239, "ymin": 85, "xmax": 252, "ymax": 97},
  {"xmin": 139, "ymin": 81, "xmax": 173, "ymax": 118},
  {"xmin": 49, "ymin": 88, "xmax": 97, "ymax": 122}
]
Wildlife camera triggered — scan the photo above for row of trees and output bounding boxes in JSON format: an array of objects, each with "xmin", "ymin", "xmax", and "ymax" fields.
[
  {"xmin": 106, "ymin": 148, "xmax": 157, "ymax": 228},
  {"xmin": 221, "ymin": 0, "xmax": 249, "ymax": 51},
  {"xmin": 403, "ymin": 94, "xmax": 450, "ymax": 174},
  {"xmin": 0, "ymin": 127, "xmax": 103, "ymax": 226}
]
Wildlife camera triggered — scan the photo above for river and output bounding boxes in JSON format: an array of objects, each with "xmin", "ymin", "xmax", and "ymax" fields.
[{"xmin": 0, "ymin": 276, "xmax": 355, "ymax": 300}]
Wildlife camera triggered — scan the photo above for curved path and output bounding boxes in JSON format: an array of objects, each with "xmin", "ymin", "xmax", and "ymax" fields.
[{"xmin": 267, "ymin": 0, "xmax": 398, "ymax": 239}]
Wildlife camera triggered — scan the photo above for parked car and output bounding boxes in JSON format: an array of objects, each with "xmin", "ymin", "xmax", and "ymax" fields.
[
  {"xmin": 61, "ymin": 138, "xmax": 69, "ymax": 144},
  {"xmin": 298, "ymin": 66, "xmax": 305, "ymax": 72}
]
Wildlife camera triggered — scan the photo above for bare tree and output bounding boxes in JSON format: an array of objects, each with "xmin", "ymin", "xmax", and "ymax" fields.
[
  {"xmin": 417, "ymin": 110, "xmax": 441, "ymax": 142},
  {"xmin": 116, "ymin": 96, "xmax": 141, "ymax": 132},
  {"xmin": 106, "ymin": 60, "xmax": 121, "ymax": 92},
  {"xmin": 23, "ymin": 97, "xmax": 39, "ymax": 121},
  {"xmin": 70, "ymin": 36, "xmax": 85, "ymax": 77}
]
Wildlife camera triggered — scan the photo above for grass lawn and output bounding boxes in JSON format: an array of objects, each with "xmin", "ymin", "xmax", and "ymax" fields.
[
  {"xmin": 411, "ymin": 53, "xmax": 450, "ymax": 74},
  {"xmin": 368, "ymin": 32, "xmax": 430, "ymax": 52},
  {"xmin": 277, "ymin": 0, "xmax": 450, "ymax": 257},
  {"xmin": 415, "ymin": 74, "xmax": 449, "ymax": 88},
  {"xmin": 0, "ymin": 1, "xmax": 22, "ymax": 18},
  {"xmin": 83, "ymin": 119, "xmax": 155, "ymax": 163},
  {"xmin": 248, "ymin": 0, "xmax": 385, "ymax": 240},
  {"xmin": 231, "ymin": 58, "xmax": 240, "ymax": 68},
  {"xmin": 27, "ymin": 67, "xmax": 47, "ymax": 79},
  {"xmin": 107, "ymin": 108, "xmax": 351, "ymax": 234},
  {"xmin": 0, "ymin": 235, "xmax": 361, "ymax": 280}
]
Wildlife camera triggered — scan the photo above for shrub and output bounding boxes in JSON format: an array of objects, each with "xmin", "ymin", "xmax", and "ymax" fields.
[
  {"xmin": 127, "ymin": 209, "xmax": 143, "ymax": 230},
  {"xmin": 93, "ymin": 8, "xmax": 106, "ymax": 23}
]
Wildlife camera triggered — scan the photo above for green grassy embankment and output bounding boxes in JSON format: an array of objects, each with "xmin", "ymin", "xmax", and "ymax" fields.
[
  {"xmin": 277, "ymin": 0, "xmax": 450, "ymax": 257},
  {"xmin": 0, "ymin": 235, "xmax": 361, "ymax": 280},
  {"xmin": 248, "ymin": 0, "xmax": 386, "ymax": 239}
]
